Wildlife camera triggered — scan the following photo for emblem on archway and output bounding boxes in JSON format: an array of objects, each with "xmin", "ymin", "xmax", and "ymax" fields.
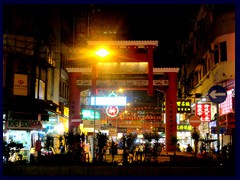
[
  {"xmin": 106, "ymin": 92, "xmax": 120, "ymax": 117},
  {"xmin": 106, "ymin": 106, "xmax": 119, "ymax": 117}
]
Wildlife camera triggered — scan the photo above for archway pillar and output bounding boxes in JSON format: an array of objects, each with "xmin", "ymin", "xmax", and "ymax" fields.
[
  {"xmin": 147, "ymin": 45, "xmax": 154, "ymax": 96},
  {"xmin": 165, "ymin": 72, "xmax": 177, "ymax": 152}
]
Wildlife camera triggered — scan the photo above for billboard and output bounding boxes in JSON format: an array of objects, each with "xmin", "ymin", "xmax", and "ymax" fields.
[
  {"xmin": 81, "ymin": 109, "xmax": 100, "ymax": 120},
  {"xmin": 91, "ymin": 96, "xmax": 127, "ymax": 106}
]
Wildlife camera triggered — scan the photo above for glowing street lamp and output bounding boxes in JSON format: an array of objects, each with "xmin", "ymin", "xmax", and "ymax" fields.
[{"xmin": 95, "ymin": 48, "xmax": 110, "ymax": 57}]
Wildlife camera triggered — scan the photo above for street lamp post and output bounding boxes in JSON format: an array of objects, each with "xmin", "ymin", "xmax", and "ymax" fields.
[
  {"xmin": 91, "ymin": 47, "xmax": 110, "ymax": 162},
  {"xmin": 91, "ymin": 62, "xmax": 97, "ymax": 162},
  {"xmin": 93, "ymin": 96, "xmax": 96, "ymax": 162}
]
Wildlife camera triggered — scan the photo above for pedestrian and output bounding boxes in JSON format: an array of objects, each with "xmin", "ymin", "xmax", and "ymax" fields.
[
  {"xmin": 186, "ymin": 144, "xmax": 194, "ymax": 153},
  {"xmin": 128, "ymin": 149, "xmax": 134, "ymax": 163},
  {"xmin": 176, "ymin": 143, "xmax": 181, "ymax": 152},
  {"xmin": 200, "ymin": 142, "xmax": 206, "ymax": 154},
  {"xmin": 138, "ymin": 143, "xmax": 144, "ymax": 162},
  {"xmin": 35, "ymin": 138, "xmax": 42, "ymax": 163},
  {"xmin": 111, "ymin": 141, "xmax": 117, "ymax": 162},
  {"xmin": 134, "ymin": 145, "xmax": 139, "ymax": 161},
  {"xmin": 59, "ymin": 143, "xmax": 65, "ymax": 154}
]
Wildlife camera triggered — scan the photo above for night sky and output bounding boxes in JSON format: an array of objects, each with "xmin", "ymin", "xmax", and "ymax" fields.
[
  {"xmin": 2, "ymin": 3, "xmax": 234, "ymax": 68},
  {"xmin": 94, "ymin": 4, "xmax": 198, "ymax": 67}
]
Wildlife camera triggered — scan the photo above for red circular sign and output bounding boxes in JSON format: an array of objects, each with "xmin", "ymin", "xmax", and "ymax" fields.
[
  {"xmin": 71, "ymin": 114, "xmax": 82, "ymax": 127},
  {"xmin": 189, "ymin": 115, "xmax": 201, "ymax": 127},
  {"xmin": 106, "ymin": 106, "xmax": 119, "ymax": 117}
]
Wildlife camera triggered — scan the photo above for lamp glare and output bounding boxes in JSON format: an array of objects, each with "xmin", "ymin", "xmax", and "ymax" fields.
[{"xmin": 96, "ymin": 49, "xmax": 109, "ymax": 57}]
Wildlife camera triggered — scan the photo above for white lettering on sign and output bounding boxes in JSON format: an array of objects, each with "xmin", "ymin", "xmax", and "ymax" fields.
[
  {"xmin": 195, "ymin": 103, "xmax": 211, "ymax": 122},
  {"xmin": 8, "ymin": 120, "xmax": 42, "ymax": 130}
]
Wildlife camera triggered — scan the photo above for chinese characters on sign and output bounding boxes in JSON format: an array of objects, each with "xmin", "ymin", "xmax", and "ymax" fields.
[
  {"xmin": 169, "ymin": 101, "xmax": 175, "ymax": 135},
  {"xmin": 163, "ymin": 100, "xmax": 191, "ymax": 113},
  {"xmin": 117, "ymin": 127, "xmax": 127, "ymax": 133},
  {"xmin": 195, "ymin": 103, "xmax": 211, "ymax": 122},
  {"xmin": 176, "ymin": 100, "xmax": 191, "ymax": 113},
  {"xmin": 106, "ymin": 106, "xmax": 119, "ymax": 117},
  {"xmin": 177, "ymin": 124, "xmax": 192, "ymax": 131}
]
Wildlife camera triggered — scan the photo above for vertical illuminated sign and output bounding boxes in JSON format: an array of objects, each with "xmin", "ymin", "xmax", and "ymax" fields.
[
  {"xmin": 219, "ymin": 89, "xmax": 234, "ymax": 116},
  {"xmin": 195, "ymin": 103, "xmax": 211, "ymax": 122}
]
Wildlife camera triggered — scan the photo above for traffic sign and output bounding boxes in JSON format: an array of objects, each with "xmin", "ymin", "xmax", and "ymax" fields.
[
  {"xmin": 71, "ymin": 114, "xmax": 83, "ymax": 127},
  {"xmin": 189, "ymin": 115, "xmax": 201, "ymax": 127},
  {"xmin": 208, "ymin": 85, "xmax": 227, "ymax": 103}
]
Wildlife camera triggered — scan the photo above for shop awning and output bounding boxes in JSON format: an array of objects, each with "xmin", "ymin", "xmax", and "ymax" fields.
[{"xmin": 8, "ymin": 97, "xmax": 59, "ymax": 121}]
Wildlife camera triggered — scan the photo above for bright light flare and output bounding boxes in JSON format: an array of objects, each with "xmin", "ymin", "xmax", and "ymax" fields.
[{"xmin": 95, "ymin": 48, "xmax": 110, "ymax": 57}]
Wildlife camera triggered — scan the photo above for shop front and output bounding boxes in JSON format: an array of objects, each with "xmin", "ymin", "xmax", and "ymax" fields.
[
  {"xmin": 3, "ymin": 113, "xmax": 69, "ymax": 163},
  {"xmin": 177, "ymin": 124, "xmax": 193, "ymax": 152},
  {"xmin": 4, "ymin": 119, "xmax": 43, "ymax": 162}
]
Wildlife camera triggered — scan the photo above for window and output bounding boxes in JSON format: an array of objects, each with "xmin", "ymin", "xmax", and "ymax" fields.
[
  {"xmin": 59, "ymin": 78, "xmax": 69, "ymax": 101},
  {"xmin": 220, "ymin": 41, "xmax": 227, "ymax": 62},
  {"xmin": 202, "ymin": 58, "xmax": 207, "ymax": 75},
  {"xmin": 214, "ymin": 44, "xmax": 219, "ymax": 64},
  {"xmin": 35, "ymin": 67, "xmax": 47, "ymax": 100}
]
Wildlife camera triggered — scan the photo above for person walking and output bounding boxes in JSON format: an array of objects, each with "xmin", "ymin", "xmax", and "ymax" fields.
[
  {"xmin": 176, "ymin": 143, "xmax": 181, "ymax": 152},
  {"xmin": 186, "ymin": 144, "xmax": 194, "ymax": 153},
  {"xmin": 59, "ymin": 143, "xmax": 65, "ymax": 154},
  {"xmin": 138, "ymin": 143, "xmax": 144, "ymax": 162},
  {"xmin": 35, "ymin": 138, "xmax": 42, "ymax": 163},
  {"xmin": 111, "ymin": 141, "xmax": 118, "ymax": 162},
  {"xmin": 134, "ymin": 145, "xmax": 139, "ymax": 161}
]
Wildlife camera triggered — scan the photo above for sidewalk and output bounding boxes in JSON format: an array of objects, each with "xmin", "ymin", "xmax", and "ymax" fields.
[{"xmin": 104, "ymin": 151, "xmax": 194, "ymax": 164}]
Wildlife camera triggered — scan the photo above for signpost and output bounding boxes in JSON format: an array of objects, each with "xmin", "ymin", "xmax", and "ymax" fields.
[{"xmin": 208, "ymin": 85, "xmax": 227, "ymax": 155}]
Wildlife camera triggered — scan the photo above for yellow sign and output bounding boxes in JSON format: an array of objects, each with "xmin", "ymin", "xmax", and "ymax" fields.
[
  {"xmin": 163, "ymin": 100, "xmax": 191, "ymax": 113},
  {"xmin": 13, "ymin": 74, "xmax": 28, "ymax": 96},
  {"xmin": 177, "ymin": 124, "xmax": 192, "ymax": 131}
]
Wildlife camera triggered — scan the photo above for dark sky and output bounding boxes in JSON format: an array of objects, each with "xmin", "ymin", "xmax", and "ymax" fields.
[
  {"xmin": 94, "ymin": 4, "xmax": 198, "ymax": 67},
  {"xmin": 95, "ymin": 4, "xmax": 196, "ymax": 39},
  {"xmin": 3, "ymin": 3, "xmax": 199, "ymax": 67}
]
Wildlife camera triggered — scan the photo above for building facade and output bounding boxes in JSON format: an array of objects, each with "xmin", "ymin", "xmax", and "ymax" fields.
[
  {"xmin": 178, "ymin": 4, "xmax": 235, "ymax": 151},
  {"xmin": 2, "ymin": 4, "xmax": 81, "ymax": 161}
]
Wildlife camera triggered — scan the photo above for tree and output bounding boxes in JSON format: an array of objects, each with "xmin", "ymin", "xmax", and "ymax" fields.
[
  {"xmin": 64, "ymin": 132, "xmax": 85, "ymax": 164},
  {"xmin": 143, "ymin": 131, "xmax": 162, "ymax": 162}
]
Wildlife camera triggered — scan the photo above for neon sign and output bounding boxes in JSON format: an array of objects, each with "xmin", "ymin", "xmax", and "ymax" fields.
[
  {"xmin": 91, "ymin": 96, "xmax": 126, "ymax": 106},
  {"xmin": 81, "ymin": 109, "xmax": 100, "ymax": 120},
  {"xmin": 219, "ymin": 89, "xmax": 234, "ymax": 116}
]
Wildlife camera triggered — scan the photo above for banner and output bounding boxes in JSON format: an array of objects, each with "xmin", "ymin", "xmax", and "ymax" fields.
[{"xmin": 13, "ymin": 74, "xmax": 28, "ymax": 96}]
